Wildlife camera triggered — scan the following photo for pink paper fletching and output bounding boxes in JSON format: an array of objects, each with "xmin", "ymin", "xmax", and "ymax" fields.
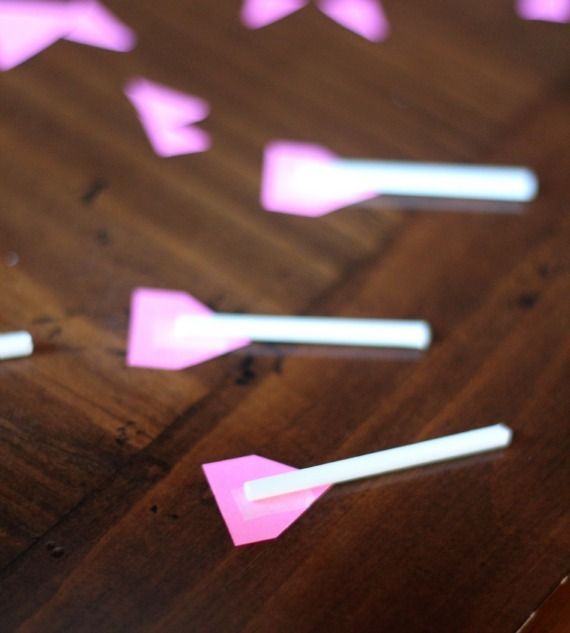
[
  {"xmin": 125, "ymin": 77, "xmax": 211, "ymax": 157},
  {"xmin": 240, "ymin": 0, "xmax": 389, "ymax": 40},
  {"xmin": 203, "ymin": 455, "xmax": 330, "ymax": 546},
  {"xmin": 127, "ymin": 287, "xmax": 249, "ymax": 371},
  {"xmin": 65, "ymin": 0, "xmax": 136, "ymax": 51},
  {"xmin": 261, "ymin": 140, "xmax": 377, "ymax": 217},
  {"xmin": 241, "ymin": 0, "xmax": 307, "ymax": 28},
  {"xmin": 318, "ymin": 0, "xmax": 389, "ymax": 41},
  {"xmin": 517, "ymin": 0, "xmax": 570, "ymax": 22},
  {"xmin": 0, "ymin": 0, "xmax": 136, "ymax": 71}
]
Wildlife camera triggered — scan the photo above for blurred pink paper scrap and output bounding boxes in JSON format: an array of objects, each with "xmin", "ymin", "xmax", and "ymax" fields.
[
  {"xmin": 241, "ymin": 0, "xmax": 389, "ymax": 41},
  {"xmin": 0, "ymin": 0, "xmax": 136, "ymax": 71},
  {"xmin": 517, "ymin": 0, "xmax": 570, "ymax": 21},
  {"xmin": 125, "ymin": 78, "xmax": 211, "ymax": 157}
]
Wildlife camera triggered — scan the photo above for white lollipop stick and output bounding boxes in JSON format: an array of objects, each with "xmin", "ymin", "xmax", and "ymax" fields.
[
  {"xmin": 339, "ymin": 161, "xmax": 538, "ymax": 202},
  {"xmin": 174, "ymin": 314, "xmax": 432, "ymax": 351},
  {"xmin": 0, "ymin": 331, "xmax": 34, "ymax": 361},
  {"xmin": 244, "ymin": 424, "xmax": 513, "ymax": 501}
]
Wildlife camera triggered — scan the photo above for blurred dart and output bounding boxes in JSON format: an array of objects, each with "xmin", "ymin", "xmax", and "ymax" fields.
[
  {"xmin": 261, "ymin": 140, "xmax": 539, "ymax": 217},
  {"xmin": 517, "ymin": 0, "xmax": 570, "ymax": 22},
  {"xmin": 241, "ymin": 0, "xmax": 389, "ymax": 41},
  {"xmin": 125, "ymin": 78, "xmax": 211, "ymax": 157},
  {"xmin": 127, "ymin": 287, "xmax": 432, "ymax": 371},
  {"xmin": 0, "ymin": 0, "xmax": 136, "ymax": 71},
  {"xmin": 203, "ymin": 424, "xmax": 513, "ymax": 545}
]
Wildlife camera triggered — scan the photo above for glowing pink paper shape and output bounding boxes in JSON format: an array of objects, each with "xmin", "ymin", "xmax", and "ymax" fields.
[
  {"xmin": 241, "ymin": 0, "xmax": 307, "ymax": 28},
  {"xmin": 65, "ymin": 0, "xmax": 136, "ymax": 50},
  {"xmin": 517, "ymin": 0, "xmax": 570, "ymax": 22},
  {"xmin": 203, "ymin": 455, "xmax": 330, "ymax": 546},
  {"xmin": 241, "ymin": 0, "xmax": 389, "ymax": 41},
  {"xmin": 127, "ymin": 287, "xmax": 249, "ymax": 371},
  {"xmin": 318, "ymin": 0, "xmax": 389, "ymax": 41},
  {"xmin": 0, "ymin": 0, "xmax": 136, "ymax": 71},
  {"xmin": 125, "ymin": 78, "xmax": 211, "ymax": 157},
  {"xmin": 261, "ymin": 140, "xmax": 377, "ymax": 217}
]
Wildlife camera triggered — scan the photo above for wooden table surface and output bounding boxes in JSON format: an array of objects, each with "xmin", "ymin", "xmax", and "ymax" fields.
[{"xmin": 0, "ymin": 1, "xmax": 569, "ymax": 631}]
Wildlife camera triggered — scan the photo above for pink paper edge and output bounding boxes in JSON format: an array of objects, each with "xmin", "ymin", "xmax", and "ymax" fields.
[{"xmin": 203, "ymin": 455, "xmax": 331, "ymax": 546}]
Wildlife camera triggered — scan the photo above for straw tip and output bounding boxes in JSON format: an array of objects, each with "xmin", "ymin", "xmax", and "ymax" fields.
[
  {"xmin": 418, "ymin": 321, "xmax": 433, "ymax": 350},
  {"xmin": 523, "ymin": 169, "xmax": 539, "ymax": 201},
  {"xmin": 494, "ymin": 423, "xmax": 514, "ymax": 446}
]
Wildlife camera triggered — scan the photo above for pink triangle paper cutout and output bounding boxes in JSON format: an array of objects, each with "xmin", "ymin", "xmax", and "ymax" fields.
[
  {"xmin": 517, "ymin": 0, "xmax": 570, "ymax": 22},
  {"xmin": 65, "ymin": 0, "xmax": 136, "ymax": 51},
  {"xmin": 125, "ymin": 78, "xmax": 211, "ymax": 157},
  {"xmin": 203, "ymin": 455, "xmax": 330, "ymax": 546},
  {"xmin": 261, "ymin": 140, "xmax": 377, "ymax": 217},
  {"xmin": 0, "ymin": 2, "xmax": 70, "ymax": 70},
  {"xmin": 0, "ymin": 0, "xmax": 135, "ymax": 71},
  {"xmin": 127, "ymin": 287, "xmax": 249, "ymax": 371},
  {"xmin": 241, "ymin": 0, "xmax": 307, "ymax": 28},
  {"xmin": 318, "ymin": 0, "xmax": 389, "ymax": 41}
]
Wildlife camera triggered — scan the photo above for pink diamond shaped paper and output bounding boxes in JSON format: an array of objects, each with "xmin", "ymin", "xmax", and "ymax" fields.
[
  {"xmin": 125, "ymin": 77, "xmax": 211, "ymax": 157},
  {"xmin": 203, "ymin": 455, "xmax": 330, "ymax": 546},
  {"xmin": 127, "ymin": 287, "xmax": 249, "ymax": 371}
]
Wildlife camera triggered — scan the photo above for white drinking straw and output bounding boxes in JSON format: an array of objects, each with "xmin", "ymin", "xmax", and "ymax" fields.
[
  {"xmin": 0, "ymin": 331, "xmax": 34, "ymax": 361},
  {"xmin": 244, "ymin": 423, "xmax": 512, "ymax": 501},
  {"xmin": 339, "ymin": 160, "xmax": 538, "ymax": 202},
  {"xmin": 174, "ymin": 314, "xmax": 432, "ymax": 351}
]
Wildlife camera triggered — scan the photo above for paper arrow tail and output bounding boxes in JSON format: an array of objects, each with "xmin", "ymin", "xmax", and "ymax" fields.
[
  {"xmin": 261, "ymin": 140, "xmax": 539, "ymax": 216},
  {"xmin": 203, "ymin": 424, "xmax": 513, "ymax": 545}
]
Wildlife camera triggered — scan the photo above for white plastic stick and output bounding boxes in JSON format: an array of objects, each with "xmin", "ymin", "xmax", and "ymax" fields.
[
  {"xmin": 0, "ymin": 331, "xmax": 34, "ymax": 361},
  {"xmin": 174, "ymin": 314, "xmax": 432, "ymax": 351},
  {"xmin": 244, "ymin": 424, "xmax": 513, "ymax": 501},
  {"xmin": 339, "ymin": 160, "xmax": 538, "ymax": 202}
]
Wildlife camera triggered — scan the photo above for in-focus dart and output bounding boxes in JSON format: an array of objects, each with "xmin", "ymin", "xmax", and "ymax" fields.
[
  {"xmin": 127, "ymin": 287, "xmax": 431, "ymax": 371},
  {"xmin": 203, "ymin": 424, "xmax": 513, "ymax": 545},
  {"xmin": 125, "ymin": 78, "xmax": 211, "ymax": 157},
  {"xmin": 261, "ymin": 140, "xmax": 539, "ymax": 217},
  {"xmin": 0, "ymin": 0, "xmax": 136, "ymax": 71}
]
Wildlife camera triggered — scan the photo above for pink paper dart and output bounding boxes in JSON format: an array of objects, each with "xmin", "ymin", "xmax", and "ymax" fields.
[
  {"xmin": 241, "ymin": 0, "xmax": 389, "ymax": 42},
  {"xmin": 127, "ymin": 287, "xmax": 432, "ymax": 371},
  {"xmin": 261, "ymin": 141, "xmax": 539, "ymax": 217},
  {"xmin": 125, "ymin": 78, "xmax": 211, "ymax": 157},
  {"xmin": 517, "ymin": 0, "xmax": 570, "ymax": 22},
  {"xmin": 0, "ymin": 0, "xmax": 136, "ymax": 71},
  {"xmin": 203, "ymin": 424, "xmax": 513, "ymax": 545}
]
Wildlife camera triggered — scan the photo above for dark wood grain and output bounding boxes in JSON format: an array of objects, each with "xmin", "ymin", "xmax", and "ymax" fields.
[
  {"xmin": 519, "ymin": 577, "xmax": 570, "ymax": 633},
  {"xmin": 0, "ymin": 1, "xmax": 569, "ymax": 631}
]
